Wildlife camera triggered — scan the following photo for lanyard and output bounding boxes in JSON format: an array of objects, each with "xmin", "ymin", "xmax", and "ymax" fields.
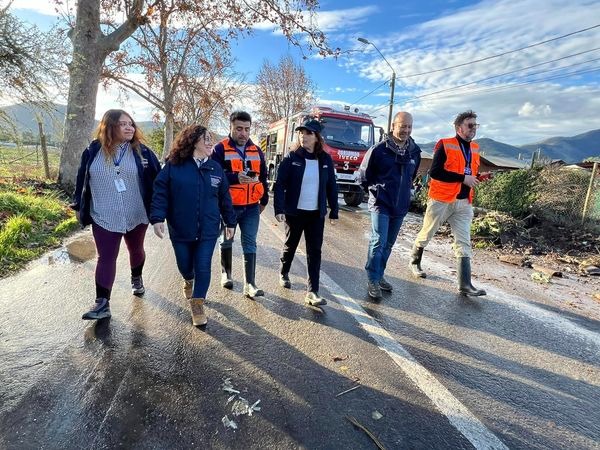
[
  {"xmin": 113, "ymin": 144, "xmax": 128, "ymax": 167},
  {"xmin": 458, "ymin": 141, "xmax": 471, "ymax": 171}
]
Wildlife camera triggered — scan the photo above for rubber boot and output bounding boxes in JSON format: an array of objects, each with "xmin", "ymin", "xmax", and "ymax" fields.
[
  {"xmin": 243, "ymin": 253, "xmax": 264, "ymax": 298},
  {"xmin": 409, "ymin": 246, "xmax": 426, "ymax": 278},
  {"xmin": 183, "ymin": 279, "xmax": 193, "ymax": 299},
  {"xmin": 458, "ymin": 257, "xmax": 486, "ymax": 296},
  {"xmin": 189, "ymin": 298, "xmax": 207, "ymax": 326},
  {"xmin": 220, "ymin": 247, "xmax": 233, "ymax": 289}
]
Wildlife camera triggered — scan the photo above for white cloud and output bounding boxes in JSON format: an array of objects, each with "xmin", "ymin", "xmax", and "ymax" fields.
[
  {"xmin": 518, "ymin": 102, "xmax": 552, "ymax": 117},
  {"xmin": 5, "ymin": 0, "xmax": 60, "ymax": 17},
  {"xmin": 342, "ymin": 0, "xmax": 600, "ymax": 144}
]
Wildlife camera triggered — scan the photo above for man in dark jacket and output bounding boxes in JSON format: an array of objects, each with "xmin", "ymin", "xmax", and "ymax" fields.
[{"xmin": 359, "ymin": 111, "xmax": 421, "ymax": 298}]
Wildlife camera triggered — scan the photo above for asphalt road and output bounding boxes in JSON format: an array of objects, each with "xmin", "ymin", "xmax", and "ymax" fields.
[{"xmin": 1, "ymin": 200, "xmax": 599, "ymax": 449}]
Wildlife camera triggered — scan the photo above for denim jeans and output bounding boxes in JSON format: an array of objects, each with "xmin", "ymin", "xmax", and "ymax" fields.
[
  {"xmin": 171, "ymin": 238, "xmax": 218, "ymax": 299},
  {"xmin": 219, "ymin": 204, "xmax": 260, "ymax": 254},
  {"xmin": 365, "ymin": 212, "xmax": 405, "ymax": 282}
]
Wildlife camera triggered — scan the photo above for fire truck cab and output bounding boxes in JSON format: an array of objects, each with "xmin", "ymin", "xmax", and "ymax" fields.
[{"xmin": 261, "ymin": 106, "xmax": 376, "ymax": 207}]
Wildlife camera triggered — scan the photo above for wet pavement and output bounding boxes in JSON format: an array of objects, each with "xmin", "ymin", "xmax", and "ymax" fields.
[{"xmin": 1, "ymin": 201, "xmax": 599, "ymax": 449}]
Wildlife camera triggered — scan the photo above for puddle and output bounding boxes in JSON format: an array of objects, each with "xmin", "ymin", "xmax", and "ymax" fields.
[{"xmin": 47, "ymin": 238, "xmax": 96, "ymax": 265}]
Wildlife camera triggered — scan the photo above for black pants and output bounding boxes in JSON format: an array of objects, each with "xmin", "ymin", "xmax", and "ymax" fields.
[{"xmin": 280, "ymin": 210, "xmax": 325, "ymax": 293}]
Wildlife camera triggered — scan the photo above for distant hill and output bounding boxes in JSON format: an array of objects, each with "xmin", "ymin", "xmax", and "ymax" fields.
[
  {"xmin": 0, "ymin": 103, "xmax": 161, "ymax": 142},
  {"xmin": 519, "ymin": 129, "xmax": 600, "ymax": 162},
  {"xmin": 2, "ymin": 102, "xmax": 598, "ymax": 162}
]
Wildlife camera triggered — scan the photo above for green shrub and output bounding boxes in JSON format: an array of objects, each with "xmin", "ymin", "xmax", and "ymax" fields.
[
  {"xmin": 54, "ymin": 217, "xmax": 79, "ymax": 236},
  {"xmin": 474, "ymin": 169, "xmax": 538, "ymax": 218}
]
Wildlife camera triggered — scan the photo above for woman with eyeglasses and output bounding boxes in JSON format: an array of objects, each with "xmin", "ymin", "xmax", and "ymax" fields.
[
  {"xmin": 72, "ymin": 109, "xmax": 161, "ymax": 321},
  {"xmin": 150, "ymin": 125, "xmax": 236, "ymax": 326},
  {"xmin": 273, "ymin": 117, "xmax": 339, "ymax": 307}
]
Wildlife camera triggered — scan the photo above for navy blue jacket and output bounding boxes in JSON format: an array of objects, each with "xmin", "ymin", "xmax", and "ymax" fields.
[
  {"xmin": 150, "ymin": 158, "xmax": 236, "ymax": 242},
  {"xmin": 273, "ymin": 148, "xmax": 339, "ymax": 219},
  {"xmin": 71, "ymin": 140, "xmax": 161, "ymax": 227},
  {"xmin": 359, "ymin": 136, "xmax": 421, "ymax": 217}
]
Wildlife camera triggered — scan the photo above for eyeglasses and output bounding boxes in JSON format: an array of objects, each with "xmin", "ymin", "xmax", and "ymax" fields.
[{"xmin": 465, "ymin": 123, "xmax": 480, "ymax": 129}]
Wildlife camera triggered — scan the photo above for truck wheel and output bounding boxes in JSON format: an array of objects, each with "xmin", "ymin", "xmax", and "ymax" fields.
[{"xmin": 344, "ymin": 192, "xmax": 363, "ymax": 207}]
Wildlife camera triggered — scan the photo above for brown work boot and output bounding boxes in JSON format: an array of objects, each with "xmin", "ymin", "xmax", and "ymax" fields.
[
  {"xmin": 189, "ymin": 298, "xmax": 207, "ymax": 326},
  {"xmin": 183, "ymin": 279, "xmax": 193, "ymax": 299}
]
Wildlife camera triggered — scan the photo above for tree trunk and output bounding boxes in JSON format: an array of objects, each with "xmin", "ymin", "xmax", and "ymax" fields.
[
  {"xmin": 163, "ymin": 111, "xmax": 174, "ymax": 159},
  {"xmin": 58, "ymin": 0, "xmax": 103, "ymax": 192},
  {"xmin": 58, "ymin": 0, "xmax": 144, "ymax": 191}
]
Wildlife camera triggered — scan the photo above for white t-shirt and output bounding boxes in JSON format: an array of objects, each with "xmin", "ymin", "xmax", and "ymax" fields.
[{"xmin": 297, "ymin": 159, "xmax": 319, "ymax": 210}]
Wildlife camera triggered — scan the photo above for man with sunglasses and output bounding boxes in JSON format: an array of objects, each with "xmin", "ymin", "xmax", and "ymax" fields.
[{"xmin": 409, "ymin": 110, "xmax": 486, "ymax": 296}]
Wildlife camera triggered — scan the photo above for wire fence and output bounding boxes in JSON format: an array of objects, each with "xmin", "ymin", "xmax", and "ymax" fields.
[
  {"xmin": 533, "ymin": 164, "xmax": 600, "ymax": 230},
  {"xmin": 0, "ymin": 145, "xmax": 60, "ymax": 180}
]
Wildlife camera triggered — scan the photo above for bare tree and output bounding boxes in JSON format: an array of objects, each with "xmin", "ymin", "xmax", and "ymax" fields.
[
  {"xmin": 0, "ymin": 7, "xmax": 67, "ymax": 127},
  {"xmin": 255, "ymin": 55, "xmax": 315, "ymax": 125},
  {"xmin": 57, "ymin": 0, "xmax": 338, "ymax": 189}
]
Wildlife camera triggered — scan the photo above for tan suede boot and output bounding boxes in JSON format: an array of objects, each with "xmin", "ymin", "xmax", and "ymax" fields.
[
  {"xmin": 189, "ymin": 298, "xmax": 207, "ymax": 326},
  {"xmin": 183, "ymin": 279, "xmax": 193, "ymax": 299}
]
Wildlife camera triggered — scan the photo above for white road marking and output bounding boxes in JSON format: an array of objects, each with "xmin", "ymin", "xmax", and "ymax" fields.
[{"xmin": 263, "ymin": 216, "xmax": 509, "ymax": 450}]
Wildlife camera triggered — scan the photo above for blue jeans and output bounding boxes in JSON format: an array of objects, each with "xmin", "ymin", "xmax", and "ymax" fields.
[
  {"xmin": 171, "ymin": 238, "xmax": 218, "ymax": 298},
  {"xmin": 219, "ymin": 204, "xmax": 260, "ymax": 254},
  {"xmin": 365, "ymin": 212, "xmax": 405, "ymax": 283}
]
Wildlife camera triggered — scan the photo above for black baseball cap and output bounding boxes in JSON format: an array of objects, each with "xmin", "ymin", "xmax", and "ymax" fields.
[{"xmin": 295, "ymin": 118, "xmax": 323, "ymax": 134}]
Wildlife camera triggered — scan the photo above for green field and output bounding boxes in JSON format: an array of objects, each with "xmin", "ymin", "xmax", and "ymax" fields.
[{"xmin": 0, "ymin": 145, "xmax": 61, "ymax": 180}]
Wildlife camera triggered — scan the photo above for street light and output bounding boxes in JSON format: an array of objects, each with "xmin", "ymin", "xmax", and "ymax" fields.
[{"xmin": 357, "ymin": 37, "xmax": 396, "ymax": 134}]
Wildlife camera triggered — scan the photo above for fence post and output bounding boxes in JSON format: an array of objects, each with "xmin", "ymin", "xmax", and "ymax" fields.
[
  {"xmin": 581, "ymin": 161, "xmax": 598, "ymax": 224},
  {"xmin": 37, "ymin": 119, "xmax": 50, "ymax": 179}
]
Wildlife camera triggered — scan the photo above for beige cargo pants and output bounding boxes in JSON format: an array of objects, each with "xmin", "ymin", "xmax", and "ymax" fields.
[{"xmin": 414, "ymin": 198, "xmax": 473, "ymax": 258}]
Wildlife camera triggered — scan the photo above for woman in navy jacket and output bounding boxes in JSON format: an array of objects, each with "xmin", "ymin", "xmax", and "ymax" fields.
[
  {"xmin": 150, "ymin": 125, "xmax": 236, "ymax": 326},
  {"xmin": 273, "ymin": 118, "xmax": 339, "ymax": 306},
  {"xmin": 71, "ymin": 109, "xmax": 160, "ymax": 321}
]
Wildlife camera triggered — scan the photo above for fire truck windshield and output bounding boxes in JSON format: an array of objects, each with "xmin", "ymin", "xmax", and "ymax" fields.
[{"xmin": 320, "ymin": 117, "xmax": 374, "ymax": 149}]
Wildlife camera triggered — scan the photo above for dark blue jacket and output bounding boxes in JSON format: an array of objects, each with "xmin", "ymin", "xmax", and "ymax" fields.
[
  {"xmin": 359, "ymin": 136, "xmax": 421, "ymax": 217},
  {"xmin": 71, "ymin": 140, "xmax": 161, "ymax": 227},
  {"xmin": 273, "ymin": 148, "xmax": 339, "ymax": 219},
  {"xmin": 150, "ymin": 158, "xmax": 236, "ymax": 242}
]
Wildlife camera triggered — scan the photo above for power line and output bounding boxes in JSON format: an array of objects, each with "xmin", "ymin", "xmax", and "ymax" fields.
[
  {"xmin": 413, "ymin": 49, "xmax": 600, "ymax": 100},
  {"xmin": 349, "ymin": 79, "xmax": 390, "ymax": 107},
  {"xmin": 398, "ymin": 23, "xmax": 600, "ymax": 79}
]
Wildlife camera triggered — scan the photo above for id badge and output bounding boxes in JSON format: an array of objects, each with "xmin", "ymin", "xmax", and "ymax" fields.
[
  {"xmin": 114, "ymin": 178, "xmax": 127, "ymax": 192},
  {"xmin": 464, "ymin": 167, "xmax": 472, "ymax": 175}
]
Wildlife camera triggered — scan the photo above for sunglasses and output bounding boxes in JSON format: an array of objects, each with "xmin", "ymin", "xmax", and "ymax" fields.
[{"xmin": 465, "ymin": 123, "xmax": 480, "ymax": 130}]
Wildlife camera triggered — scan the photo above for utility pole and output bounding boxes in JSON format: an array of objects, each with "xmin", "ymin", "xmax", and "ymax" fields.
[{"xmin": 358, "ymin": 37, "xmax": 396, "ymax": 134}]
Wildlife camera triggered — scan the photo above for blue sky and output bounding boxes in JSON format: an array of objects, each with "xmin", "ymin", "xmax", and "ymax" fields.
[{"xmin": 6, "ymin": 0, "xmax": 600, "ymax": 145}]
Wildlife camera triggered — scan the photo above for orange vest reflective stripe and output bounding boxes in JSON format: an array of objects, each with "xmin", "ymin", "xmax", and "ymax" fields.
[
  {"xmin": 221, "ymin": 138, "xmax": 265, "ymax": 206},
  {"xmin": 428, "ymin": 137, "xmax": 480, "ymax": 204}
]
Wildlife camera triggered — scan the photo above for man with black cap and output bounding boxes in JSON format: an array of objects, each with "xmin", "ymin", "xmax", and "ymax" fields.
[
  {"xmin": 273, "ymin": 117, "xmax": 339, "ymax": 306},
  {"xmin": 360, "ymin": 111, "xmax": 421, "ymax": 298}
]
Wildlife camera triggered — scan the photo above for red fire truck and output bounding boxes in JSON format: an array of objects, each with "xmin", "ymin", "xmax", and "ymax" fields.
[{"xmin": 261, "ymin": 106, "xmax": 377, "ymax": 206}]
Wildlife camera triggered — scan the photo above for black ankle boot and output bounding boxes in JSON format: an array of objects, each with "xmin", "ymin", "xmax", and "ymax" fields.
[{"xmin": 458, "ymin": 257, "xmax": 486, "ymax": 296}]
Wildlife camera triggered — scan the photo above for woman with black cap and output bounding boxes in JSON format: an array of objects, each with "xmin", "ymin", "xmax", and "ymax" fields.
[{"xmin": 273, "ymin": 117, "xmax": 339, "ymax": 306}]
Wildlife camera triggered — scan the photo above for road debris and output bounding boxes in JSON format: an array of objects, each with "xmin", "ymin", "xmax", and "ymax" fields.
[
  {"xmin": 221, "ymin": 378, "xmax": 241, "ymax": 394},
  {"xmin": 531, "ymin": 272, "xmax": 552, "ymax": 283},
  {"xmin": 583, "ymin": 265, "xmax": 600, "ymax": 276},
  {"xmin": 231, "ymin": 397, "xmax": 261, "ymax": 416},
  {"xmin": 346, "ymin": 415, "xmax": 386, "ymax": 450},
  {"xmin": 532, "ymin": 264, "xmax": 562, "ymax": 278},
  {"xmin": 372, "ymin": 411, "xmax": 383, "ymax": 420},
  {"xmin": 499, "ymin": 254, "xmax": 531, "ymax": 267},
  {"xmin": 221, "ymin": 415, "xmax": 238, "ymax": 430},
  {"xmin": 335, "ymin": 385, "xmax": 360, "ymax": 398},
  {"xmin": 331, "ymin": 353, "xmax": 349, "ymax": 362}
]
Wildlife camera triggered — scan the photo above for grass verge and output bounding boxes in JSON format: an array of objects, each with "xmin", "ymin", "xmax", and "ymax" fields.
[{"xmin": 0, "ymin": 179, "xmax": 79, "ymax": 277}]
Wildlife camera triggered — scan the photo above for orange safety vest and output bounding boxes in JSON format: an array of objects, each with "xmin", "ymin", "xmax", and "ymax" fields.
[
  {"xmin": 221, "ymin": 138, "xmax": 265, "ymax": 206},
  {"xmin": 428, "ymin": 137, "xmax": 480, "ymax": 204}
]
